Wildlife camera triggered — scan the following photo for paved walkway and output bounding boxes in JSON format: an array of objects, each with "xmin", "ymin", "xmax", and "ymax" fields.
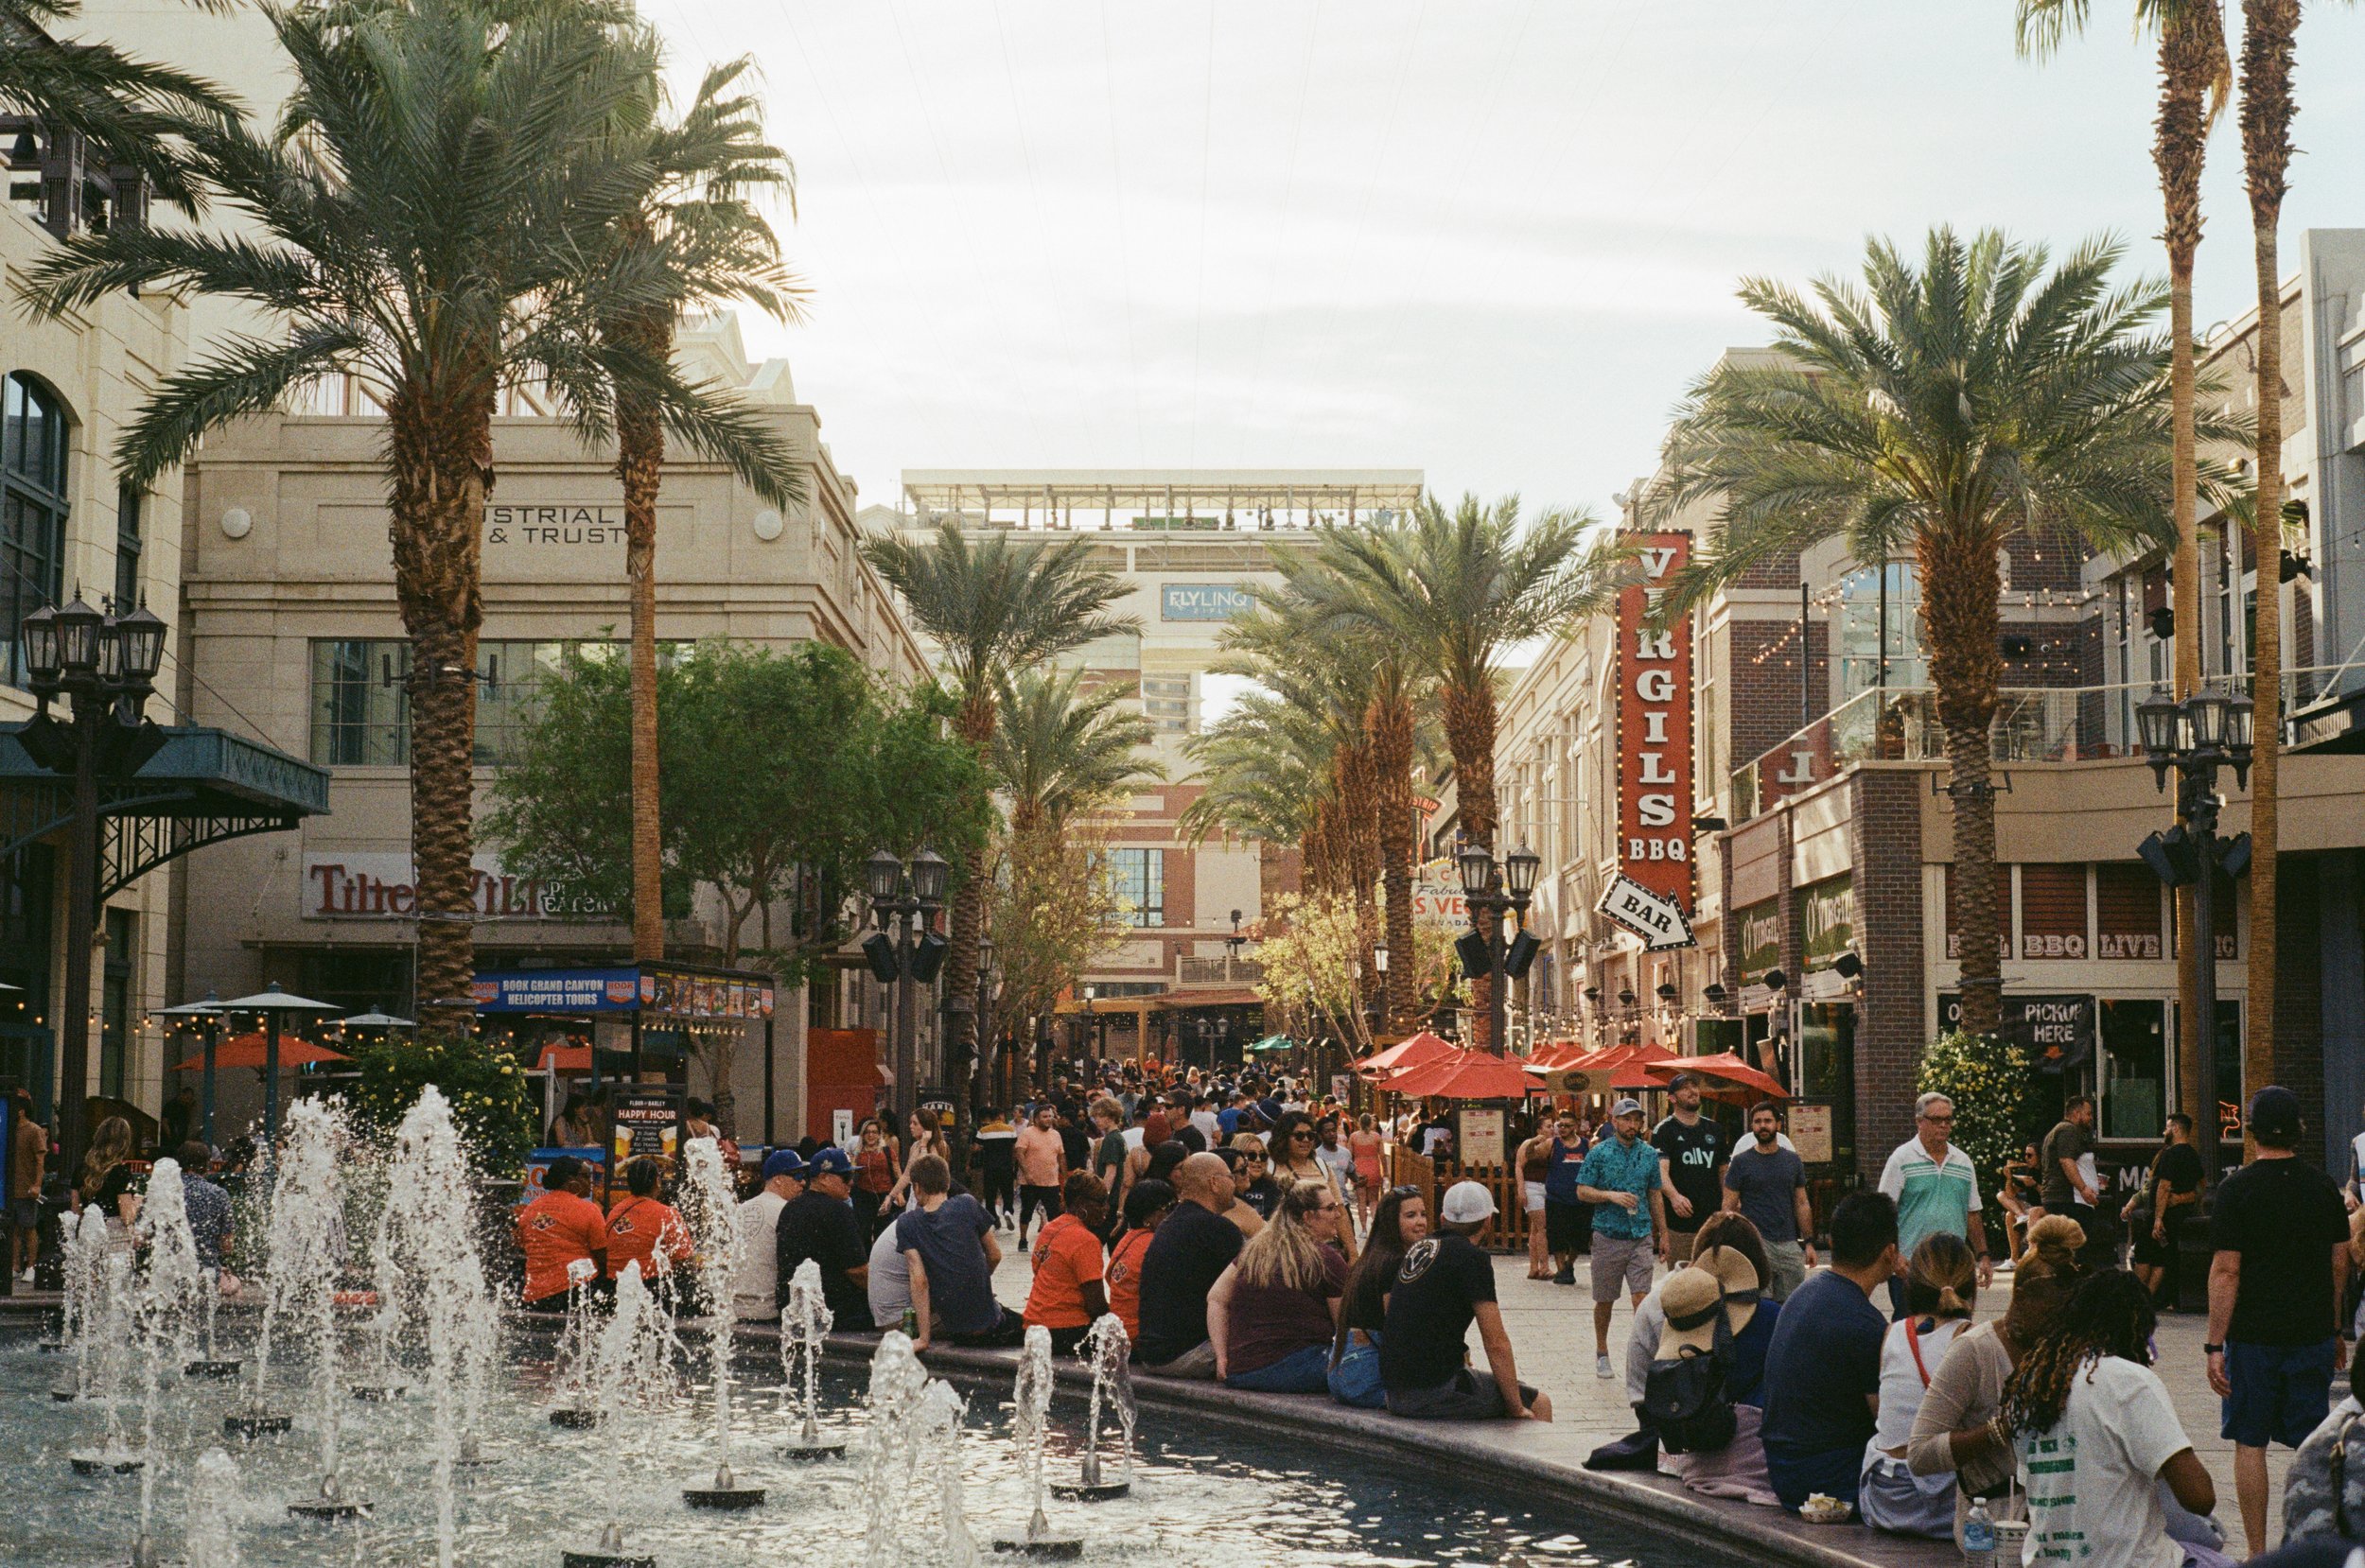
[{"xmin": 986, "ymin": 1228, "xmax": 2290, "ymax": 1552}]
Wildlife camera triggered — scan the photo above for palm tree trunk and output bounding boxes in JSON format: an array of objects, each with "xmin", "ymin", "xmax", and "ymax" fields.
[
  {"xmin": 1369, "ymin": 688, "xmax": 1418, "ymax": 1031},
  {"xmin": 386, "ymin": 380, "xmax": 494, "ymax": 1037},
  {"xmin": 942, "ymin": 689, "xmax": 996, "ymax": 1148},
  {"xmin": 1922, "ymin": 527, "xmax": 2006, "ymax": 1036},
  {"xmin": 2239, "ymin": 0, "xmax": 2297, "ymax": 1103},
  {"xmin": 1340, "ymin": 739, "xmax": 1382, "ymax": 978},
  {"xmin": 2156, "ymin": 5, "xmax": 2224, "ymax": 1125},
  {"xmin": 1442, "ymin": 681, "xmax": 1498, "ymax": 1049},
  {"xmin": 617, "ymin": 305, "xmax": 672, "ymax": 965}
]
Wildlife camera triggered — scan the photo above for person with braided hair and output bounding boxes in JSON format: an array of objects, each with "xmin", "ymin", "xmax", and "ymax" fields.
[{"xmin": 2003, "ymin": 1271, "xmax": 2220, "ymax": 1568}]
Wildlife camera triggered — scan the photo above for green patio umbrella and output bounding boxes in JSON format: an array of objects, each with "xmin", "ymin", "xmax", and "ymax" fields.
[{"xmin": 1244, "ymin": 1034, "xmax": 1296, "ymax": 1054}]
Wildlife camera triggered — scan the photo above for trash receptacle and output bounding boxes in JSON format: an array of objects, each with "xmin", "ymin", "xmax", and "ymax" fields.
[{"xmin": 2175, "ymin": 1206, "xmax": 2214, "ymax": 1315}]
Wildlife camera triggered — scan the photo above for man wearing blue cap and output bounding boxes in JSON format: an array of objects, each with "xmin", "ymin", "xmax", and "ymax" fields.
[
  {"xmin": 731, "ymin": 1148, "xmax": 805, "ymax": 1323},
  {"xmin": 779, "ymin": 1145, "xmax": 872, "ymax": 1331},
  {"xmin": 2206, "ymin": 1084, "xmax": 2352, "ymax": 1557}
]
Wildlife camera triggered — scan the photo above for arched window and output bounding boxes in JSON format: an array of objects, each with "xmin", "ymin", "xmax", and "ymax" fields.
[{"xmin": 0, "ymin": 374, "xmax": 70, "ymax": 687}]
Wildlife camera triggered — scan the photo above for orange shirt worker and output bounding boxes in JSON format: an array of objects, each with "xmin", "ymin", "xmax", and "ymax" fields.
[
  {"xmin": 605, "ymin": 1157, "xmax": 691, "ymax": 1283},
  {"xmin": 518, "ymin": 1155, "xmax": 609, "ymax": 1309},
  {"xmin": 1024, "ymin": 1171, "xmax": 1112, "ymax": 1355}
]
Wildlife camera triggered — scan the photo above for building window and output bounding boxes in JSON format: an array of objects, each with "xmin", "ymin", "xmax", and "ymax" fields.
[
  {"xmin": 308, "ymin": 638, "xmax": 685, "ymax": 768},
  {"xmin": 114, "ymin": 483, "xmax": 142, "ymax": 611},
  {"xmin": 2097, "ymin": 999, "xmax": 2165, "ymax": 1141},
  {"xmin": 1837, "ymin": 563, "xmax": 1925, "ymax": 703},
  {"xmin": 99, "ymin": 907, "xmax": 133, "ymax": 1100},
  {"xmin": 1, "ymin": 374, "xmax": 70, "ymax": 688},
  {"xmin": 1140, "ymin": 674, "xmax": 1192, "ymax": 734},
  {"xmin": 1107, "ymin": 847, "xmax": 1164, "ymax": 928}
]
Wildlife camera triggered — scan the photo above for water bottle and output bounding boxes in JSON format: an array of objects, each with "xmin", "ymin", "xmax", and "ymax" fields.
[
  {"xmin": 901, "ymin": 1307, "xmax": 919, "ymax": 1339},
  {"xmin": 1963, "ymin": 1497, "xmax": 1997, "ymax": 1568}
]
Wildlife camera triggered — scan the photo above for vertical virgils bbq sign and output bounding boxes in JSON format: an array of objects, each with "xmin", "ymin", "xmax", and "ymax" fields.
[{"xmin": 1598, "ymin": 532, "xmax": 1696, "ymax": 950}]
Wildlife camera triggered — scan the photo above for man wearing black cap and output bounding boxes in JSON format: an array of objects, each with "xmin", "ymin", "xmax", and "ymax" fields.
[
  {"xmin": 777, "ymin": 1145, "xmax": 872, "ymax": 1331},
  {"xmin": 2206, "ymin": 1085, "xmax": 2354, "ymax": 1557}
]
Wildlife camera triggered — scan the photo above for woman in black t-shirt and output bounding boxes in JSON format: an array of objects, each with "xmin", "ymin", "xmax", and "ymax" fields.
[
  {"xmin": 80, "ymin": 1115, "xmax": 141, "ymax": 1245},
  {"xmin": 1330, "ymin": 1186, "xmax": 1428, "ymax": 1408}
]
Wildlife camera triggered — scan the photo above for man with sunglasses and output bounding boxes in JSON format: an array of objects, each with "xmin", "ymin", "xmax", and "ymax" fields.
[{"xmin": 1875, "ymin": 1091, "xmax": 1992, "ymax": 1315}]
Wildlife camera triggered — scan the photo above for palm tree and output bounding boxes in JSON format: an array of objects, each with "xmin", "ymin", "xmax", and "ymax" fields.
[
  {"xmin": 1297, "ymin": 494, "xmax": 1623, "ymax": 1050},
  {"xmin": 598, "ymin": 53, "xmax": 803, "ymax": 964},
  {"xmin": 25, "ymin": 0, "xmax": 799, "ymax": 1032},
  {"xmin": 1655, "ymin": 229, "xmax": 2228, "ymax": 1036},
  {"xmin": 3, "ymin": 0, "xmax": 235, "ymax": 217},
  {"xmin": 1180, "ymin": 690, "xmax": 1325, "ymax": 858},
  {"xmin": 861, "ymin": 520, "xmax": 1137, "ymax": 1115},
  {"xmin": 990, "ymin": 666, "xmax": 1163, "ymax": 835},
  {"xmin": 2017, "ymin": 0, "xmax": 2232, "ymax": 1124}
]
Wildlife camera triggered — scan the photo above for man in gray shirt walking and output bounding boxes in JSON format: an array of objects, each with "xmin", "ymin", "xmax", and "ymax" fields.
[{"xmin": 1723, "ymin": 1101, "xmax": 1816, "ymax": 1300}]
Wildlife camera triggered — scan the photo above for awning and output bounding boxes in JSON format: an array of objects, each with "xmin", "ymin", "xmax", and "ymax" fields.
[{"xmin": 0, "ymin": 723, "xmax": 328, "ymax": 899}]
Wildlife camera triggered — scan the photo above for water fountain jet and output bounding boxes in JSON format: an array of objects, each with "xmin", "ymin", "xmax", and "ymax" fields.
[
  {"xmin": 993, "ymin": 1325, "xmax": 1082, "ymax": 1559},
  {"xmin": 778, "ymin": 1258, "xmax": 843, "ymax": 1460},
  {"xmin": 676, "ymin": 1137, "xmax": 764, "ymax": 1510}
]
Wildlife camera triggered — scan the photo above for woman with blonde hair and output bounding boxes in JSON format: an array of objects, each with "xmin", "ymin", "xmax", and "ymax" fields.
[
  {"xmin": 882, "ymin": 1107, "xmax": 950, "ymax": 1215},
  {"xmin": 1206, "ymin": 1177, "xmax": 1349, "ymax": 1393},
  {"xmin": 1905, "ymin": 1213, "xmax": 2090, "ymax": 1547},
  {"xmin": 1862, "ymin": 1232, "xmax": 1980, "ymax": 1537}
]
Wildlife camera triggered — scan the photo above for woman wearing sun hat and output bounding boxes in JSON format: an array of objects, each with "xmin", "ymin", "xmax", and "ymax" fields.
[{"xmin": 1659, "ymin": 1239, "xmax": 1784, "ymax": 1507}]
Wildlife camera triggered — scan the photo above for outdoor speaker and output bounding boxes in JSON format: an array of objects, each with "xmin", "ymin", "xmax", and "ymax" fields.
[
  {"xmin": 1502, "ymin": 930, "xmax": 1542, "ymax": 981},
  {"xmin": 2218, "ymin": 831, "xmax": 2253, "ymax": 880},
  {"xmin": 1455, "ymin": 929, "xmax": 1492, "ymax": 980},
  {"xmin": 2138, "ymin": 827, "xmax": 2199, "ymax": 888},
  {"xmin": 861, "ymin": 932, "xmax": 900, "ymax": 984},
  {"xmin": 909, "ymin": 931, "xmax": 950, "ymax": 984}
]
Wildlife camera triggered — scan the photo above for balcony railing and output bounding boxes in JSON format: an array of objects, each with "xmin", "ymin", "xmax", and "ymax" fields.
[
  {"xmin": 1727, "ymin": 667, "xmax": 2353, "ymax": 823},
  {"xmin": 1178, "ymin": 954, "xmax": 1264, "ymax": 986}
]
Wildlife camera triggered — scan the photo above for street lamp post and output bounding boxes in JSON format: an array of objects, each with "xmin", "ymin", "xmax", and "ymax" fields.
[
  {"xmin": 18, "ymin": 594, "xmax": 167, "ymax": 1176},
  {"xmin": 865, "ymin": 847, "xmax": 948, "ymax": 1130},
  {"xmin": 1456, "ymin": 843, "xmax": 1542, "ymax": 1056},
  {"xmin": 2135, "ymin": 688, "xmax": 2254, "ymax": 1182}
]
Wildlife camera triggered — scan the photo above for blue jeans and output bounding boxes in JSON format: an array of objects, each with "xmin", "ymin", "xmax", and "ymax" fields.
[
  {"xmin": 1329, "ymin": 1338, "xmax": 1386, "ymax": 1409},
  {"xmin": 1226, "ymin": 1343, "xmax": 1332, "ymax": 1394}
]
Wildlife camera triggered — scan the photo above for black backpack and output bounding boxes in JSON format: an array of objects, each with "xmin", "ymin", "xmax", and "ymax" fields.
[{"xmin": 1641, "ymin": 1288, "xmax": 1740, "ymax": 1455}]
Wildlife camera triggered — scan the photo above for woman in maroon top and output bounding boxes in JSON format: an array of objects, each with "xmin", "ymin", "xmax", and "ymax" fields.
[
  {"xmin": 1206, "ymin": 1179, "xmax": 1349, "ymax": 1393},
  {"xmin": 851, "ymin": 1118, "xmax": 899, "ymax": 1238}
]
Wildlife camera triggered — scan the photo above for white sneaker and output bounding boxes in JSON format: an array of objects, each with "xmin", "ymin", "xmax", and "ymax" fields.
[{"xmin": 1596, "ymin": 1353, "xmax": 1614, "ymax": 1379}]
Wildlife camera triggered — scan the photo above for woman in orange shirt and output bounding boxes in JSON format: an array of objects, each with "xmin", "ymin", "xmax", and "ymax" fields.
[
  {"xmin": 1102, "ymin": 1176, "xmax": 1176, "ymax": 1348},
  {"xmin": 604, "ymin": 1158, "xmax": 690, "ymax": 1284},
  {"xmin": 1023, "ymin": 1171, "xmax": 1111, "ymax": 1354}
]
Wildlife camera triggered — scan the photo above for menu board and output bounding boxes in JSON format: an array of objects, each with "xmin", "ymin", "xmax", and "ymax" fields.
[
  {"xmin": 1457, "ymin": 1108, "xmax": 1506, "ymax": 1167},
  {"xmin": 1788, "ymin": 1103, "xmax": 1834, "ymax": 1165}
]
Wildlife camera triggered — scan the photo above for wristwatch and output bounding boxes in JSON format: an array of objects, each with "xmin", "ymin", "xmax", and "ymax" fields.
[{"xmin": 2203, "ymin": 1343, "xmax": 2224, "ymax": 1354}]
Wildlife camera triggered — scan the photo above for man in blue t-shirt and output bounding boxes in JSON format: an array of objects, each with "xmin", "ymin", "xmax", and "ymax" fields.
[
  {"xmin": 1574, "ymin": 1097, "xmax": 1665, "ymax": 1381},
  {"xmin": 897, "ymin": 1153, "xmax": 1023, "ymax": 1350},
  {"xmin": 1761, "ymin": 1190, "xmax": 1900, "ymax": 1512}
]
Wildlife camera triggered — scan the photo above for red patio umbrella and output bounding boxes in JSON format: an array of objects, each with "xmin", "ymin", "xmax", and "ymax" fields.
[
  {"xmin": 171, "ymin": 1033, "xmax": 351, "ymax": 1072},
  {"xmin": 536, "ymin": 1042, "xmax": 593, "ymax": 1073},
  {"xmin": 1385, "ymin": 1050, "xmax": 1543, "ymax": 1100},
  {"xmin": 1357, "ymin": 1030, "xmax": 1456, "ymax": 1077},
  {"xmin": 1674, "ymin": 1051, "xmax": 1790, "ymax": 1100}
]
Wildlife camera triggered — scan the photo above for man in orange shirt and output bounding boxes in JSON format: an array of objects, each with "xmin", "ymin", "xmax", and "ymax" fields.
[
  {"xmin": 1023, "ymin": 1170, "xmax": 1110, "ymax": 1355},
  {"xmin": 517, "ymin": 1156, "xmax": 609, "ymax": 1310},
  {"xmin": 1013, "ymin": 1104, "xmax": 1068, "ymax": 1254}
]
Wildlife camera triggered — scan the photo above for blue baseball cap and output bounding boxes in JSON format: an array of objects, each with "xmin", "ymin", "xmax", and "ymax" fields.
[
  {"xmin": 761, "ymin": 1148, "xmax": 807, "ymax": 1181},
  {"xmin": 804, "ymin": 1146, "xmax": 854, "ymax": 1178}
]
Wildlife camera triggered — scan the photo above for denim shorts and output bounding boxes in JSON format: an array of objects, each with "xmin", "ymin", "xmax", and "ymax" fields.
[
  {"xmin": 2221, "ymin": 1336, "xmax": 2339, "ymax": 1449},
  {"xmin": 1328, "ymin": 1338, "xmax": 1386, "ymax": 1409}
]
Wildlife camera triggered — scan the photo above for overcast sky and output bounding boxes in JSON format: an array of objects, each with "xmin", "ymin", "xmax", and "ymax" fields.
[{"xmin": 654, "ymin": 0, "xmax": 2365, "ymax": 525}]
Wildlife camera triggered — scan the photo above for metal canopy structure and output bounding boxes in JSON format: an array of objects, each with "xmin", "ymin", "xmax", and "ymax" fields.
[
  {"xmin": 901, "ymin": 468, "xmax": 1425, "ymax": 532},
  {"xmin": 0, "ymin": 724, "xmax": 330, "ymax": 896}
]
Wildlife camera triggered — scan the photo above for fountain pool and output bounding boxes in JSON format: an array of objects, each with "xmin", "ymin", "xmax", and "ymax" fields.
[{"xmin": 2, "ymin": 1327, "xmax": 1719, "ymax": 1568}]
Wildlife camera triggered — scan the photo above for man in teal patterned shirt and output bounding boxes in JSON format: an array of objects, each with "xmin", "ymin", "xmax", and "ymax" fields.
[
  {"xmin": 1875, "ymin": 1092, "xmax": 1993, "ymax": 1314},
  {"xmin": 1576, "ymin": 1097, "xmax": 1666, "ymax": 1380}
]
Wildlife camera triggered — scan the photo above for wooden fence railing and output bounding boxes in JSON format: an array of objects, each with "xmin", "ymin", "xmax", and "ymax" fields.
[{"xmin": 1383, "ymin": 1142, "xmax": 1533, "ymax": 1252}]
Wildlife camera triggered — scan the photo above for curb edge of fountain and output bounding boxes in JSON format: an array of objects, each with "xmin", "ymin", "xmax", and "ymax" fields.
[{"xmin": 783, "ymin": 1326, "xmax": 1949, "ymax": 1568}]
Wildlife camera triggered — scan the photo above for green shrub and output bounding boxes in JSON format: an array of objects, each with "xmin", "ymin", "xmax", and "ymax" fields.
[
  {"xmin": 348, "ymin": 1031, "xmax": 541, "ymax": 1173},
  {"xmin": 1917, "ymin": 1028, "xmax": 2029, "ymax": 1241}
]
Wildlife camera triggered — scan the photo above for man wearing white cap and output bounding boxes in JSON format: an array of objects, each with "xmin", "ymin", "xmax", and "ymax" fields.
[
  {"xmin": 1576, "ymin": 1097, "xmax": 1668, "ymax": 1380},
  {"xmin": 1379, "ymin": 1180, "xmax": 1552, "ymax": 1422}
]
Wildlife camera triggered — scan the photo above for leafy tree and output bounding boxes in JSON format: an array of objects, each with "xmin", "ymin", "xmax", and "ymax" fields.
[
  {"xmin": 1253, "ymin": 891, "xmax": 1461, "ymax": 1057},
  {"xmin": 24, "ymin": 0, "xmax": 797, "ymax": 1035},
  {"xmin": 984, "ymin": 823, "xmax": 1127, "ymax": 1100},
  {"xmin": 595, "ymin": 50, "xmax": 803, "ymax": 965},
  {"xmin": 1654, "ymin": 229, "xmax": 2240, "ymax": 1035},
  {"xmin": 349, "ymin": 1032, "xmax": 540, "ymax": 1172},
  {"xmin": 483, "ymin": 638, "xmax": 990, "ymax": 1133},
  {"xmin": 1289, "ymin": 495, "xmax": 1624, "ymax": 1049},
  {"xmin": 859, "ymin": 520, "xmax": 1136, "ymax": 1125}
]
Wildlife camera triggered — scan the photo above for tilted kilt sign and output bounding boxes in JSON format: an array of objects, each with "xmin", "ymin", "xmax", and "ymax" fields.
[{"xmin": 1598, "ymin": 531, "xmax": 1696, "ymax": 950}]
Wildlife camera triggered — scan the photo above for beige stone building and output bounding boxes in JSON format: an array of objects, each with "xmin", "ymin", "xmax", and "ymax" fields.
[{"xmin": 173, "ymin": 316, "xmax": 923, "ymax": 1138}]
